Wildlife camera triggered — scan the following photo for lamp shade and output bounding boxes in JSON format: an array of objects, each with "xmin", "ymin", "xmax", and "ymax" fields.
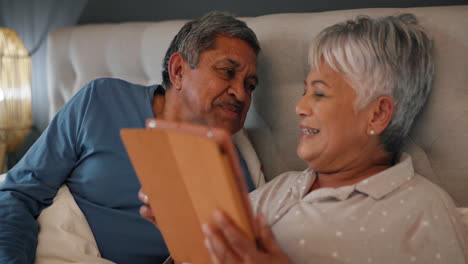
[{"xmin": 0, "ymin": 28, "xmax": 32, "ymax": 172}]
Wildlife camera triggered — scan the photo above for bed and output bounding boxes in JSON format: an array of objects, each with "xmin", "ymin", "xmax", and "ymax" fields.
[{"xmin": 2, "ymin": 4, "xmax": 468, "ymax": 263}]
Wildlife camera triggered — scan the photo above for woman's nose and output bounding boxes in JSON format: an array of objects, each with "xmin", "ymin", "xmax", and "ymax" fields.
[{"xmin": 295, "ymin": 95, "xmax": 312, "ymax": 117}]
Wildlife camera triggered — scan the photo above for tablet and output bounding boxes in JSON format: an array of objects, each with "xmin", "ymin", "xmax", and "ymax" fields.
[{"xmin": 120, "ymin": 119, "xmax": 256, "ymax": 264}]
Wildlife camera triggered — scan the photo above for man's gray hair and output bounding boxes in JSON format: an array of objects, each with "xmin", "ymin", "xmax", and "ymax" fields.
[
  {"xmin": 161, "ymin": 11, "xmax": 260, "ymax": 89},
  {"xmin": 309, "ymin": 14, "xmax": 434, "ymax": 153}
]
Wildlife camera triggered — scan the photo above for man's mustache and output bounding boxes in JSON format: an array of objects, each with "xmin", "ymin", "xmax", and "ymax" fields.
[
  {"xmin": 185, "ymin": 100, "xmax": 245, "ymax": 126},
  {"xmin": 218, "ymin": 100, "xmax": 244, "ymax": 114}
]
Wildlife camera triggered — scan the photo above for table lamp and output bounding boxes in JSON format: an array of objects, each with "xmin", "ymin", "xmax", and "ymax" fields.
[{"xmin": 0, "ymin": 28, "xmax": 32, "ymax": 173}]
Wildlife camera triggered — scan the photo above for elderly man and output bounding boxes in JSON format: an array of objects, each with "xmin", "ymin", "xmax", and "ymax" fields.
[{"xmin": 0, "ymin": 12, "xmax": 260, "ymax": 264}]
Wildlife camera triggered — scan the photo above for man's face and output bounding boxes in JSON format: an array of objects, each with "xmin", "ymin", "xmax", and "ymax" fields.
[{"xmin": 177, "ymin": 36, "xmax": 258, "ymax": 134}]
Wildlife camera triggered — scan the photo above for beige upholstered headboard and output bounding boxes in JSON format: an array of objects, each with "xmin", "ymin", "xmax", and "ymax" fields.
[{"xmin": 47, "ymin": 6, "xmax": 468, "ymax": 206}]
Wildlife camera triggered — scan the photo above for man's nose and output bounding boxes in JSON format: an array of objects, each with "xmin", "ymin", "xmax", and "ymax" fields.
[{"xmin": 227, "ymin": 79, "xmax": 247, "ymax": 102}]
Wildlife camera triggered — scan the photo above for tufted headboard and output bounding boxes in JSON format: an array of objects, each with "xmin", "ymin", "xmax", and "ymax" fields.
[{"xmin": 47, "ymin": 6, "xmax": 468, "ymax": 206}]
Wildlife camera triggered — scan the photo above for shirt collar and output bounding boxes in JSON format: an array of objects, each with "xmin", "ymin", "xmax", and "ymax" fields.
[
  {"xmin": 299, "ymin": 169, "xmax": 357, "ymax": 202},
  {"xmin": 299, "ymin": 153, "xmax": 415, "ymax": 202},
  {"xmin": 355, "ymin": 153, "xmax": 415, "ymax": 200}
]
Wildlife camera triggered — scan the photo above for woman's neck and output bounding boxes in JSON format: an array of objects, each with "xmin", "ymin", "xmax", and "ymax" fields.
[{"xmin": 311, "ymin": 153, "xmax": 394, "ymax": 191}]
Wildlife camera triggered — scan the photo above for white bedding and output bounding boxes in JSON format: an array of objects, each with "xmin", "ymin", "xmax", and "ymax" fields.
[
  {"xmin": 0, "ymin": 129, "xmax": 265, "ymax": 263},
  {"xmin": 1, "ymin": 178, "xmax": 468, "ymax": 263},
  {"xmin": 2, "ymin": 5, "xmax": 467, "ymax": 262},
  {"xmin": 35, "ymin": 185, "xmax": 115, "ymax": 264}
]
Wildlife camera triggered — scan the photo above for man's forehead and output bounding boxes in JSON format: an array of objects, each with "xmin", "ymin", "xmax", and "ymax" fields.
[
  {"xmin": 206, "ymin": 50, "xmax": 257, "ymax": 69},
  {"xmin": 214, "ymin": 58, "xmax": 241, "ymax": 67},
  {"xmin": 212, "ymin": 36, "xmax": 256, "ymax": 55},
  {"xmin": 200, "ymin": 36, "xmax": 257, "ymax": 73}
]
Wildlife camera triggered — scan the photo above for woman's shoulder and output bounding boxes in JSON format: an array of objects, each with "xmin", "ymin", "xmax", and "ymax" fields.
[
  {"xmin": 249, "ymin": 170, "xmax": 309, "ymax": 219},
  {"xmin": 410, "ymin": 173, "xmax": 460, "ymax": 211},
  {"xmin": 250, "ymin": 170, "xmax": 306, "ymax": 198}
]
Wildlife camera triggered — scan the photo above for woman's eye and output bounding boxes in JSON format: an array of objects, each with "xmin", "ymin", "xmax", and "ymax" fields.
[{"xmin": 314, "ymin": 93, "xmax": 325, "ymax": 97}]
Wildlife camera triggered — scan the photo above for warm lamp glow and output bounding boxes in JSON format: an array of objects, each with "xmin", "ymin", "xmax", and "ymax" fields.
[{"xmin": 0, "ymin": 28, "xmax": 32, "ymax": 173}]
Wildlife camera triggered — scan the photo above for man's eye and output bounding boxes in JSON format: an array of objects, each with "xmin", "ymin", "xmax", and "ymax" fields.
[
  {"xmin": 314, "ymin": 93, "xmax": 325, "ymax": 98},
  {"xmin": 219, "ymin": 68, "xmax": 235, "ymax": 78},
  {"xmin": 246, "ymin": 84, "xmax": 256, "ymax": 92}
]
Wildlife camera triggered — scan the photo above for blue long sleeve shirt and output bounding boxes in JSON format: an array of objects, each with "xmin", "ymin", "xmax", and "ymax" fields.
[{"xmin": 0, "ymin": 78, "xmax": 255, "ymax": 264}]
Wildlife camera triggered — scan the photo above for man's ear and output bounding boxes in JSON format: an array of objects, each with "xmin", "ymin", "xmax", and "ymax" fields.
[
  {"xmin": 168, "ymin": 52, "xmax": 187, "ymax": 90},
  {"xmin": 367, "ymin": 96, "xmax": 395, "ymax": 135}
]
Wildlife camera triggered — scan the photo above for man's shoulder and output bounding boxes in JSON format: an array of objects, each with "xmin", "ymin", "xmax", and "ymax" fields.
[
  {"xmin": 77, "ymin": 78, "xmax": 159, "ymax": 104},
  {"xmin": 85, "ymin": 78, "xmax": 149, "ymax": 93}
]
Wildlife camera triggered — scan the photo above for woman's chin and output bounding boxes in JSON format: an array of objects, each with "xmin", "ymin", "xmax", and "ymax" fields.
[{"xmin": 297, "ymin": 147, "xmax": 317, "ymax": 165}]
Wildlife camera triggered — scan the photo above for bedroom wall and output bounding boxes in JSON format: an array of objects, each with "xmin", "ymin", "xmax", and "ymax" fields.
[
  {"xmin": 78, "ymin": 0, "xmax": 468, "ymax": 24},
  {"xmin": 26, "ymin": 0, "xmax": 468, "ymax": 132},
  {"xmin": 4, "ymin": 0, "xmax": 468, "ymax": 169}
]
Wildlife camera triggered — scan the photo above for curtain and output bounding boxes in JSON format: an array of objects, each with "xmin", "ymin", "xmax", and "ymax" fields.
[{"xmin": 0, "ymin": 0, "xmax": 88, "ymax": 131}]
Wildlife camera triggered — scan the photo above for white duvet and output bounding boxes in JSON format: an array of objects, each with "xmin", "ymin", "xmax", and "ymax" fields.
[
  {"xmin": 34, "ymin": 182, "xmax": 468, "ymax": 263},
  {"xmin": 0, "ymin": 127, "xmax": 466, "ymax": 263},
  {"xmin": 0, "ymin": 129, "xmax": 266, "ymax": 263}
]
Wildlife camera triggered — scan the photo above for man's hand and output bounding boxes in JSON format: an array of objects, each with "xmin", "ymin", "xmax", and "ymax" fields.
[
  {"xmin": 138, "ymin": 189, "xmax": 158, "ymax": 226},
  {"xmin": 202, "ymin": 211, "xmax": 293, "ymax": 264}
]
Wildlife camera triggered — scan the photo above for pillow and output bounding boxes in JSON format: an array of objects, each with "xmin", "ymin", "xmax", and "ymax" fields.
[
  {"xmin": 35, "ymin": 185, "xmax": 115, "ymax": 264},
  {"xmin": 233, "ymin": 129, "xmax": 265, "ymax": 188},
  {"xmin": 32, "ymin": 128, "xmax": 263, "ymax": 263},
  {"xmin": 457, "ymin": 207, "xmax": 468, "ymax": 239}
]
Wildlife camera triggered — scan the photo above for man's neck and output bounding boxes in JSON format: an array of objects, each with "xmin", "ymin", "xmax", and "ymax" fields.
[{"xmin": 152, "ymin": 93, "xmax": 166, "ymax": 118}]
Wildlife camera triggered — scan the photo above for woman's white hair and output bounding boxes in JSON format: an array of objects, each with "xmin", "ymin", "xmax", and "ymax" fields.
[{"xmin": 309, "ymin": 13, "xmax": 434, "ymax": 153}]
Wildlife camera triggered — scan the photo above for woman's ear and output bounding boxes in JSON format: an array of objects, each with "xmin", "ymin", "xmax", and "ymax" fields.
[
  {"xmin": 168, "ymin": 52, "xmax": 186, "ymax": 91},
  {"xmin": 367, "ymin": 96, "xmax": 395, "ymax": 135}
]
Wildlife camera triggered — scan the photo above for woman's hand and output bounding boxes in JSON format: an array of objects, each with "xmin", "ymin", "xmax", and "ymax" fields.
[
  {"xmin": 138, "ymin": 189, "xmax": 158, "ymax": 227},
  {"xmin": 202, "ymin": 211, "xmax": 293, "ymax": 264}
]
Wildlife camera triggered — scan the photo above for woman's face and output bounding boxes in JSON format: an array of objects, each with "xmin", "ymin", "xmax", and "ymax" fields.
[{"xmin": 296, "ymin": 62, "xmax": 374, "ymax": 173}]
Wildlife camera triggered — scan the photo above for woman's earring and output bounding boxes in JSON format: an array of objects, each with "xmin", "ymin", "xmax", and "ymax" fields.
[{"xmin": 369, "ymin": 130, "xmax": 375, "ymax": 136}]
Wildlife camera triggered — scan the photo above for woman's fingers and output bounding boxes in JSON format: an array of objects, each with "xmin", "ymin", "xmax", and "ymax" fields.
[
  {"xmin": 203, "ymin": 212, "xmax": 293, "ymax": 264},
  {"xmin": 138, "ymin": 189, "xmax": 148, "ymax": 203},
  {"xmin": 138, "ymin": 189, "xmax": 158, "ymax": 226},
  {"xmin": 202, "ymin": 222, "xmax": 241, "ymax": 264},
  {"xmin": 204, "ymin": 238, "xmax": 222, "ymax": 264},
  {"xmin": 212, "ymin": 211, "xmax": 257, "ymax": 258},
  {"xmin": 257, "ymin": 214, "xmax": 281, "ymax": 253},
  {"xmin": 139, "ymin": 205, "xmax": 158, "ymax": 226}
]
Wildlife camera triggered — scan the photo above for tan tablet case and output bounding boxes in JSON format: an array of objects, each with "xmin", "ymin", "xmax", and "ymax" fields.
[{"xmin": 120, "ymin": 120, "xmax": 255, "ymax": 264}]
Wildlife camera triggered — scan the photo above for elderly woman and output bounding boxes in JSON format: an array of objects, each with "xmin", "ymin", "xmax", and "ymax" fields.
[
  {"xmin": 141, "ymin": 13, "xmax": 468, "ymax": 264},
  {"xmin": 198, "ymin": 14, "xmax": 468, "ymax": 264}
]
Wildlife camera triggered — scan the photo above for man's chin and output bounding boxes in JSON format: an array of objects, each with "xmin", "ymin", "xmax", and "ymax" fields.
[
  {"xmin": 208, "ymin": 120, "xmax": 241, "ymax": 135},
  {"xmin": 221, "ymin": 123, "xmax": 241, "ymax": 135}
]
